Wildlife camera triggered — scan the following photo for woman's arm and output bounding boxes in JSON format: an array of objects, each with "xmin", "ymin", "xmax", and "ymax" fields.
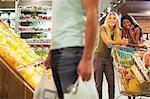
[
  {"xmin": 135, "ymin": 27, "xmax": 141, "ymax": 43},
  {"xmin": 101, "ymin": 31, "xmax": 120, "ymax": 46},
  {"xmin": 129, "ymin": 27, "xmax": 141, "ymax": 44}
]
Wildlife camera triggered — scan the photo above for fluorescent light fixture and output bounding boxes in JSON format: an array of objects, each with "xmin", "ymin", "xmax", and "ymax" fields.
[
  {"xmin": 128, "ymin": 12, "xmax": 150, "ymax": 16},
  {"xmin": 107, "ymin": 6, "xmax": 111, "ymax": 12},
  {"xmin": 145, "ymin": 11, "xmax": 150, "ymax": 15},
  {"xmin": 118, "ymin": 0, "xmax": 121, "ymax": 3},
  {"xmin": 113, "ymin": 4, "xmax": 117, "ymax": 7}
]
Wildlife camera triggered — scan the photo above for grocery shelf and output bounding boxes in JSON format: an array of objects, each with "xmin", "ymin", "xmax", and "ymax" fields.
[
  {"xmin": 27, "ymin": 43, "xmax": 51, "ymax": 46},
  {"xmin": 21, "ymin": 8, "xmax": 48, "ymax": 12},
  {"xmin": 18, "ymin": 30, "xmax": 51, "ymax": 33},
  {"xmin": 0, "ymin": 18, "xmax": 15, "ymax": 20},
  {"xmin": 16, "ymin": 1, "xmax": 52, "ymax": 39},
  {"xmin": 16, "ymin": 59, "xmax": 44, "ymax": 72},
  {"xmin": 15, "ymin": 0, "xmax": 52, "ymax": 61},
  {"xmin": 19, "ymin": 19, "xmax": 52, "ymax": 22}
]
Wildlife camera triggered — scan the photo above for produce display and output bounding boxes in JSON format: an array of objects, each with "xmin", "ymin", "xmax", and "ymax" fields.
[
  {"xmin": 19, "ymin": 64, "xmax": 52, "ymax": 88},
  {"xmin": 0, "ymin": 20, "xmax": 52, "ymax": 88},
  {"xmin": 0, "ymin": 20, "xmax": 40, "ymax": 68},
  {"xmin": 112, "ymin": 46, "xmax": 150, "ymax": 95}
]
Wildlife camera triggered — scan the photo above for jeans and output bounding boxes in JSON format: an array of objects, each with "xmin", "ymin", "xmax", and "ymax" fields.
[
  {"xmin": 94, "ymin": 53, "xmax": 115, "ymax": 99},
  {"xmin": 51, "ymin": 47, "xmax": 84, "ymax": 99}
]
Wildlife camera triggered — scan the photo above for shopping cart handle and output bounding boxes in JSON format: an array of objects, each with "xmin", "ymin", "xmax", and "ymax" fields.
[{"xmin": 127, "ymin": 43, "xmax": 146, "ymax": 48}]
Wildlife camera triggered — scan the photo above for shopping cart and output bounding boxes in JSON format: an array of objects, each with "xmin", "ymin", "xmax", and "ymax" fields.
[{"xmin": 111, "ymin": 45, "xmax": 150, "ymax": 99}]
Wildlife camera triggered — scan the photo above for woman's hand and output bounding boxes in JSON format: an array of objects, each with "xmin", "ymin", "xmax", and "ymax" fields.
[
  {"xmin": 121, "ymin": 38, "xmax": 128, "ymax": 45},
  {"xmin": 116, "ymin": 38, "xmax": 128, "ymax": 45}
]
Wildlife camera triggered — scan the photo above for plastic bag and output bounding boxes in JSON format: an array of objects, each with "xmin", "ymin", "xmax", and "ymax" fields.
[
  {"xmin": 64, "ymin": 76, "xmax": 99, "ymax": 99},
  {"xmin": 33, "ymin": 72, "xmax": 59, "ymax": 99}
]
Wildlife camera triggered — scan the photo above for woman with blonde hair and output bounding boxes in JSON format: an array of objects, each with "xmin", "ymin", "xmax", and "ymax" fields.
[{"xmin": 94, "ymin": 12, "xmax": 128, "ymax": 99}]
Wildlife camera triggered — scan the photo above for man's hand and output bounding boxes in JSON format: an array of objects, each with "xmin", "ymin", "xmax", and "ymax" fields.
[
  {"xmin": 44, "ymin": 51, "xmax": 51, "ymax": 69},
  {"xmin": 79, "ymin": 0, "xmax": 98, "ymax": 81},
  {"xmin": 44, "ymin": 58, "xmax": 51, "ymax": 69},
  {"xmin": 77, "ymin": 57, "xmax": 92, "ymax": 81},
  {"xmin": 78, "ymin": 0, "xmax": 98, "ymax": 81}
]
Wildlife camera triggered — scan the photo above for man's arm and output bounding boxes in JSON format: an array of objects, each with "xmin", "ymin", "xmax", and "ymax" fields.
[
  {"xmin": 129, "ymin": 27, "xmax": 141, "ymax": 44},
  {"xmin": 77, "ymin": 0, "xmax": 99, "ymax": 80},
  {"xmin": 101, "ymin": 31, "xmax": 128, "ymax": 46},
  {"xmin": 44, "ymin": 50, "xmax": 51, "ymax": 69},
  {"xmin": 82, "ymin": 0, "xmax": 99, "ymax": 60},
  {"xmin": 135, "ymin": 27, "xmax": 141, "ymax": 44}
]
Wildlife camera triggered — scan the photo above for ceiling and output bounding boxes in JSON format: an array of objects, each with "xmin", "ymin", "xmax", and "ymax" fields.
[
  {"xmin": 1, "ymin": 0, "xmax": 150, "ymax": 17},
  {"xmin": 0, "ymin": 0, "xmax": 15, "ymax": 8},
  {"xmin": 100, "ymin": 0, "xmax": 150, "ymax": 16},
  {"xmin": 100, "ymin": 0, "xmax": 115, "ymax": 13},
  {"xmin": 117, "ymin": 0, "xmax": 150, "ymax": 16}
]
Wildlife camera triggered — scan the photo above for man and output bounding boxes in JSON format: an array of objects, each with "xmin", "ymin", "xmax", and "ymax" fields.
[{"xmin": 45, "ymin": 0, "xmax": 99, "ymax": 99}]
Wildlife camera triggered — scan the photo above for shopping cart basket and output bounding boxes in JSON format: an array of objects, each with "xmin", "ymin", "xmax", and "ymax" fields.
[{"xmin": 111, "ymin": 45, "xmax": 150, "ymax": 98}]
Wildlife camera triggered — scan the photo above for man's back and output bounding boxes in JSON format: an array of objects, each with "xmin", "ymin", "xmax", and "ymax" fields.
[{"xmin": 51, "ymin": 0, "xmax": 86, "ymax": 50}]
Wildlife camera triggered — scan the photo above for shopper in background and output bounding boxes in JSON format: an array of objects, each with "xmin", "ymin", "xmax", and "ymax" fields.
[
  {"xmin": 121, "ymin": 15, "xmax": 142, "ymax": 44},
  {"xmin": 44, "ymin": 0, "xmax": 99, "ymax": 99},
  {"xmin": 94, "ymin": 12, "xmax": 128, "ymax": 99}
]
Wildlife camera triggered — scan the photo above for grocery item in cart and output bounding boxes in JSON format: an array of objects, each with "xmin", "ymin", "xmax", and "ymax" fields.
[
  {"xmin": 132, "ymin": 52, "xmax": 150, "ymax": 82},
  {"xmin": 143, "ymin": 51, "xmax": 150, "ymax": 67},
  {"xmin": 112, "ymin": 46, "xmax": 150, "ymax": 97},
  {"xmin": 131, "ymin": 65, "xmax": 145, "ymax": 84},
  {"xmin": 128, "ymin": 79, "xmax": 141, "ymax": 93}
]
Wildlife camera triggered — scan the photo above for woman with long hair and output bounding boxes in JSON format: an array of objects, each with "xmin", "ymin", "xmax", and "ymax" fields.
[
  {"xmin": 121, "ymin": 15, "xmax": 142, "ymax": 44},
  {"xmin": 94, "ymin": 12, "xmax": 128, "ymax": 99}
]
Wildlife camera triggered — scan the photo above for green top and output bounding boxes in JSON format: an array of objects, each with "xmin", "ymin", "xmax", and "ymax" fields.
[
  {"xmin": 51, "ymin": 0, "xmax": 86, "ymax": 50},
  {"xmin": 95, "ymin": 26, "xmax": 111, "ymax": 59}
]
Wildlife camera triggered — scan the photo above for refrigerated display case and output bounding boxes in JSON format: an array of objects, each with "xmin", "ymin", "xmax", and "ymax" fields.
[
  {"xmin": 0, "ymin": 9, "xmax": 15, "ymax": 29},
  {"xmin": 15, "ymin": 0, "xmax": 52, "ymax": 59}
]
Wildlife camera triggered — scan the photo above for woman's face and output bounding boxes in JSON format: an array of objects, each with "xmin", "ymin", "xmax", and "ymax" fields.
[
  {"xmin": 122, "ymin": 19, "xmax": 132, "ymax": 30},
  {"xmin": 107, "ymin": 13, "xmax": 117, "ymax": 28}
]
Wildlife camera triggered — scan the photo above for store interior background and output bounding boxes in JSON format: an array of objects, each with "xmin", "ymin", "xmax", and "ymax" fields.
[
  {"xmin": 0, "ymin": 0, "xmax": 150, "ymax": 43},
  {"xmin": 100, "ymin": 0, "xmax": 150, "ymax": 99},
  {"xmin": 100, "ymin": 0, "xmax": 150, "ymax": 40},
  {"xmin": 0, "ymin": 0, "xmax": 150, "ymax": 99}
]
